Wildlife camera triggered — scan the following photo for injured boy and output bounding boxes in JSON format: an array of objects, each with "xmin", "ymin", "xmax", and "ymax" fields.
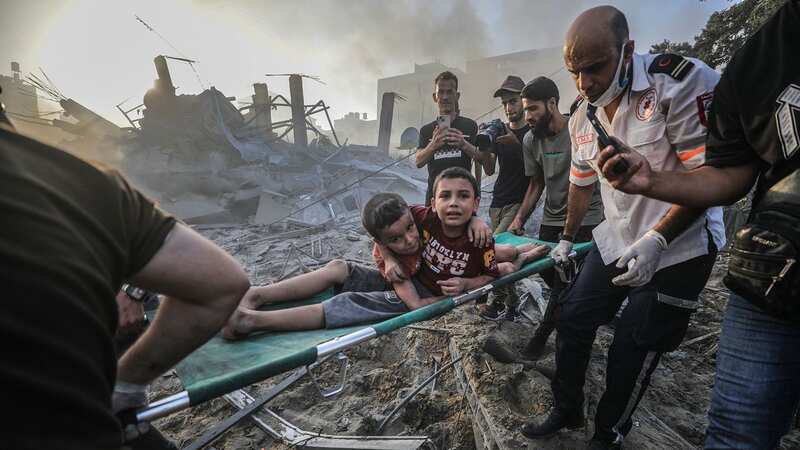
[{"xmin": 222, "ymin": 167, "xmax": 547, "ymax": 339}]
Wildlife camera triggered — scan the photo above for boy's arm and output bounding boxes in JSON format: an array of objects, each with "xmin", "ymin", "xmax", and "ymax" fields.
[
  {"xmin": 436, "ymin": 275, "xmax": 495, "ymax": 296},
  {"xmin": 375, "ymin": 243, "xmax": 407, "ymax": 282},
  {"xmin": 468, "ymin": 215, "xmax": 492, "ymax": 248},
  {"xmin": 393, "ymin": 279, "xmax": 445, "ymax": 309}
]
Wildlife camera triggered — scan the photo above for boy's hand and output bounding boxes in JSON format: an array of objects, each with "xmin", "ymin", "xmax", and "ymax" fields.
[
  {"xmin": 468, "ymin": 216, "xmax": 492, "ymax": 248},
  {"xmin": 437, "ymin": 277, "xmax": 468, "ymax": 296},
  {"xmin": 384, "ymin": 259, "xmax": 408, "ymax": 283}
]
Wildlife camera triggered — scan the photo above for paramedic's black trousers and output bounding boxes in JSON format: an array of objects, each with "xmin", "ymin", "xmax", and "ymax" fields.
[{"xmin": 552, "ymin": 244, "xmax": 716, "ymax": 443}]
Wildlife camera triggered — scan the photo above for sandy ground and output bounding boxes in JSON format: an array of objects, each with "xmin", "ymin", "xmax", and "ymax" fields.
[{"xmin": 148, "ymin": 224, "xmax": 800, "ymax": 450}]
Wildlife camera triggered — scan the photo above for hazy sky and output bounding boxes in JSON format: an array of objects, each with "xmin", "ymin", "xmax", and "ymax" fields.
[{"xmin": 1, "ymin": 0, "xmax": 734, "ymax": 127}]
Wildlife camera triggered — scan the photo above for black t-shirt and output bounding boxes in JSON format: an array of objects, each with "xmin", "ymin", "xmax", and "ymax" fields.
[
  {"xmin": 0, "ymin": 127, "xmax": 177, "ymax": 450},
  {"xmin": 490, "ymin": 124, "xmax": 531, "ymax": 208},
  {"xmin": 704, "ymin": 0, "xmax": 800, "ymax": 206},
  {"xmin": 419, "ymin": 115, "xmax": 478, "ymax": 204}
]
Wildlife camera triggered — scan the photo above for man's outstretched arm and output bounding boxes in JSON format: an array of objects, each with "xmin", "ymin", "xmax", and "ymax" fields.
[
  {"xmin": 647, "ymin": 164, "xmax": 759, "ymax": 208},
  {"xmin": 509, "ymin": 174, "xmax": 544, "ymax": 235},
  {"xmin": 597, "ymin": 143, "xmax": 760, "ymax": 208},
  {"xmin": 117, "ymin": 223, "xmax": 250, "ymax": 384}
]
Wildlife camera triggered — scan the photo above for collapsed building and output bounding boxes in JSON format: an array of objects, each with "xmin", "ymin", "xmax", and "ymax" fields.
[{"xmin": 10, "ymin": 56, "xmax": 428, "ymax": 229}]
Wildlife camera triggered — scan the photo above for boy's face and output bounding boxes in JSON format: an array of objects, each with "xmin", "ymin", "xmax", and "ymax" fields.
[
  {"xmin": 377, "ymin": 210, "xmax": 420, "ymax": 256},
  {"xmin": 432, "ymin": 177, "xmax": 479, "ymax": 228}
]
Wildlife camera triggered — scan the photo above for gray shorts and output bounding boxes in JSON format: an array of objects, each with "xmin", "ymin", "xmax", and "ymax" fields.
[{"xmin": 322, "ymin": 262, "xmax": 433, "ymax": 328}]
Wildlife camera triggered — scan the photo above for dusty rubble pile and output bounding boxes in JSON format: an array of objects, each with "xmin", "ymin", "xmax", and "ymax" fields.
[{"xmin": 123, "ymin": 141, "xmax": 427, "ymax": 229}]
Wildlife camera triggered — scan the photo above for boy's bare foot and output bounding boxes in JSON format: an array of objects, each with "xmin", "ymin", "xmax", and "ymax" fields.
[
  {"xmin": 221, "ymin": 307, "xmax": 259, "ymax": 340},
  {"xmin": 510, "ymin": 245, "xmax": 550, "ymax": 271},
  {"xmin": 519, "ymin": 245, "xmax": 549, "ymax": 263},
  {"xmin": 516, "ymin": 243, "xmax": 537, "ymax": 254}
]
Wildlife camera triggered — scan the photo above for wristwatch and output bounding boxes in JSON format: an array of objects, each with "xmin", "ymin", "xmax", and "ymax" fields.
[
  {"xmin": 122, "ymin": 283, "xmax": 150, "ymax": 303},
  {"xmin": 559, "ymin": 232, "xmax": 575, "ymax": 243}
]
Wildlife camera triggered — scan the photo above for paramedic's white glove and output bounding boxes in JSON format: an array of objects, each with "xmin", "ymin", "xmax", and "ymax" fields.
[
  {"xmin": 550, "ymin": 240, "xmax": 573, "ymax": 265},
  {"xmin": 112, "ymin": 381, "xmax": 150, "ymax": 441},
  {"xmin": 612, "ymin": 230, "xmax": 668, "ymax": 287}
]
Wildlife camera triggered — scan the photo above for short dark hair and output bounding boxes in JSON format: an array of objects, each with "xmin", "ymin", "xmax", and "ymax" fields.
[
  {"xmin": 434, "ymin": 71, "xmax": 459, "ymax": 90},
  {"xmin": 609, "ymin": 9, "xmax": 629, "ymax": 49},
  {"xmin": 362, "ymin": 193, "xmax": 409, "ymax": 240},
  {"xmin": 432, "ymin": 167, "xmax": 479, "ymax": 199},
  {"xmin": 521, "ymin": 76, "xmax": 560, "ymax": 105}
]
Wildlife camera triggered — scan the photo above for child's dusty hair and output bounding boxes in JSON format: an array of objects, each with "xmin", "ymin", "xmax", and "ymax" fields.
[
  {"xmin": 362, "ymin": 193, "xmax": 410, "ymax": 240},
  {"xmin": 432, "ymin": 167, "xmax": 480, "ymax": 199}
]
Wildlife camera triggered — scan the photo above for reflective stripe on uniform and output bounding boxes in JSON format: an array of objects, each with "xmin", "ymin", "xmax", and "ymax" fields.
[
  {"xmin": 676, "ymin": 145, "xmax": 705, "ymax": 162},
  {"xmin": 612, "ymin": 350, "xmax": 659, "ymax": 444},
  {"xmin": 570, "ymin": 167, "xmax": 596, "ymax": 178},
  {"xmin": 657, "ymin": 292, "xmax": 698, "ymax": 310}
]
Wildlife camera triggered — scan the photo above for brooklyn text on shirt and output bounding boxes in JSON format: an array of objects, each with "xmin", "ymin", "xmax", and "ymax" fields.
[{"xmin": 422, "ymin": 237, "xmax": 469, "ymax": 276}]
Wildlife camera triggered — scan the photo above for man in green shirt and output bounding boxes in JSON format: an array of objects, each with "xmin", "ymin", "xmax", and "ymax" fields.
[{"xmin": 509, "ymin": 77, "xmax": 603, "ymax": 359}]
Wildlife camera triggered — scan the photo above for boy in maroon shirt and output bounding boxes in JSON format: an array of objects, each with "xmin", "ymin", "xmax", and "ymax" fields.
[{"xmin": 222, "ymin": 167, "xmax": 546, "ymax": 337}]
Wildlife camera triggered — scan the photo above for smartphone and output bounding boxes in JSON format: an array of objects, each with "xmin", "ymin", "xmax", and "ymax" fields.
[
  {"xmin": 585, "ymin": 105, "xmax": 630, "ymax": 175},
  {"xmin": 436, "ymin": 115, "xmax": 451, "ymax": 130}
]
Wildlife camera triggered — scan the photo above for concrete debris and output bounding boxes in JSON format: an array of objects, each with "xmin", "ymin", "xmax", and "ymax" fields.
[{"xmin": 12, "ymin": 57, "xmax": 428, "ymax": 229}]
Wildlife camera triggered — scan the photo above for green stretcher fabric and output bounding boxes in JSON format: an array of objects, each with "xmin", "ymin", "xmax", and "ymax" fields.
[{"xmin": 174, "ymin": 233, "xmax": 594, "ymax": 404}]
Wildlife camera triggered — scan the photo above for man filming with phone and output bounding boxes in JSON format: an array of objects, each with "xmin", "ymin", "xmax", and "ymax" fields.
[
  {"xmin": 521, "ymin": 6, "xmax": 726, "ymax": 449},
  {"xmin": 416, "ymin": 71, "xmax": 491, "ymax": 206}
]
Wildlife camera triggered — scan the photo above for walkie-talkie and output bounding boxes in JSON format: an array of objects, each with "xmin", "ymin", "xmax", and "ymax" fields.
[{"xmin": 586, "ymin": 105, "xmax": 630, "ymax": 175}]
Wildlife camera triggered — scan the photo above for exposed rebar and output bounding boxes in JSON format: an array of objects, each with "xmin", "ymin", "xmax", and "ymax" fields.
[{"xmin": 376, "ymin": 355, "xmax": 464, "ymax": 435}]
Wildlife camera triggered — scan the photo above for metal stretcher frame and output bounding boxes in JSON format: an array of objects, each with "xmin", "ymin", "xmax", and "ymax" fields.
[{"xmin": 135, "ymin": 234, "xmax": 595, "ymax": 425}]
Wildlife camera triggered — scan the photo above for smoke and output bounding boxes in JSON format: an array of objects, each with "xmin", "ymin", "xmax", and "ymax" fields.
[
  {"xmin": 193, "ymin": 0, "xmax": 729, "ymax": 116},
  {"xmin": 1, "ymin": 0, "xmax": 732, "ymax": 125},
  {"xmin": 192, "ymin": 0, "xmax": 495, "ymax": 115},
  {"xmin": 199, "ymin": 0, "xmax": 491, "ymax": 73}
]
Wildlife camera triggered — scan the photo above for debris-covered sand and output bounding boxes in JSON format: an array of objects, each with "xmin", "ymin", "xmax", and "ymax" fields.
[{"xmin": 149, "ymin": 222, "xmax": 800, "ymax": 449}]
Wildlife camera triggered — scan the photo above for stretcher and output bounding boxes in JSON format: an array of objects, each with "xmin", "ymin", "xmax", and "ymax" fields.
[{"xmin": 133, "ymin": 233, "xmax": 595, "ymax": 447}]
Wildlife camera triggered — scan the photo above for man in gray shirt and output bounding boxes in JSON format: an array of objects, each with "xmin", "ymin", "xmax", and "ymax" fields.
[{"xmin": 509, "ymin": 77, "xmax": 604, "ymax": 359}]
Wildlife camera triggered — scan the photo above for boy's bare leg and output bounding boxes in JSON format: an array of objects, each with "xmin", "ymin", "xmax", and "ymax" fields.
[
  {"xmin": 242, "ymin": 259, "xmax": 350, "ymax": 309},
  {"xmin": 495, "ymin": 243, "xmax": 538, "ymax": 264},
  {"xmin": 510, "ymin": 245, "xmax": 550, "ymax": 272},
  {"xmin": 498, "ymin": 261, "xmax": 516, "ymax": 276},
  {"xmin": 223, "ymin": 260, "xmax": 348, "ymax": 339},
  {"xmin": 225, "ymin": 304, "xmax": 325, "ymax": 338},
  {"xmin": 495, "ymin": 244, "xmax": 518, "ymax": 263}
]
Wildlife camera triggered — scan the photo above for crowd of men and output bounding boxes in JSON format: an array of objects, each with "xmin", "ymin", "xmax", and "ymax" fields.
[{"xmin": 2, "ymin": 2, "xmax": 799, "ymax": 449}]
